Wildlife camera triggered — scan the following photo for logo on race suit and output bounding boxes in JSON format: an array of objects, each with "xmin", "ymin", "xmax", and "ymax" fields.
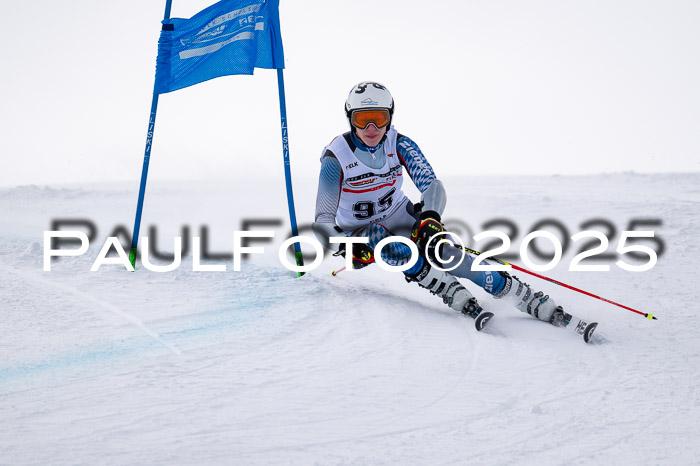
[
  {"xmin": 346, "ymin": 161, "xmax": 358, "ymax": 170},
  {"xmin": 343, "ymin": 164, "xmax": 402, "ymax": 193},
  {"xmin": 348, "ymin": 178, "xmax": 377, "ymax": 187},
  {"xmin": 387, "ymin": 153, "xmax": 394, "ymax": 157},
  {"xmin": 484, "ymin": 273, "xmax": 494, "ymax": 293},
  {"xmin": 360, "ymin": 98, "xmax": 379, "ymax": 106}
]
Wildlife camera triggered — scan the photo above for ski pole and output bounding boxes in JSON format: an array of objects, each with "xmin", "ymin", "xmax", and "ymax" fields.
[{"xmin": 456, "ymin": 245, "xmax": 657, "ymax": 320}]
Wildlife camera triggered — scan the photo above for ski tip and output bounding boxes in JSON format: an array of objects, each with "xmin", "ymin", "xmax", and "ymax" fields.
[{"xmin": 583, "ymin": 322, "xmax": 598, "ymax": 343}]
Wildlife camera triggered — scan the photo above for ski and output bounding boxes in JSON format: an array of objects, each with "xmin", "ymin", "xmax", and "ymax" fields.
[
  {"xmin": 461, "ymin": 297, "xmax": 494, "ymax": 331},
  {"xmin": 473, "ymin": 310, "xmax": 494, "ymax": 331},
  {"xmin": 552, "ymin": 310, "xmax": 598, "ymax": 343}
]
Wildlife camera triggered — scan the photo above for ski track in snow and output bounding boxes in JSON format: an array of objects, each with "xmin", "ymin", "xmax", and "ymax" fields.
[
  {"xmin": 1, "ymin": 174, "xmax": 699, "ymax": 465},
  {"xmin": 0, "ymin": 260, "xmax": 182, "ymax": 356}
]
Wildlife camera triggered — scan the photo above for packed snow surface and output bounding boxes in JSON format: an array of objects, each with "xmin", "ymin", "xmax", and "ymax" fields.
[{"xmin": 1, "ymin": 173, "xmax": 699, "ymax": 465}]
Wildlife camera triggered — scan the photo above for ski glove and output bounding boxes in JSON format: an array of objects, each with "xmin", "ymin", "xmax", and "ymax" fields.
[
  {"xmin": 411, "ymin": 210, "xmax": 445, "ymax": 264},
  {"xmin": 334, "ymin": 242, "xmax": 375, "ymax": 270}
]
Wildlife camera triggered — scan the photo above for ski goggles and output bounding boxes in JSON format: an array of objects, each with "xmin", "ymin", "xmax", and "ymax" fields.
[{"xmin": 350, "ymin": 109, "xmax": 391, "ymax": 130}]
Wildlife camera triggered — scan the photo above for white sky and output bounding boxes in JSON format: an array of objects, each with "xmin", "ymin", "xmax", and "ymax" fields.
[{"xmin": 1, "ymin": 0, "xmax": 699, "ymax": 187}]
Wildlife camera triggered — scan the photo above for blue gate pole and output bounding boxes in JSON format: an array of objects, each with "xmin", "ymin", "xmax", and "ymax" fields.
[
  {"xmin": 276, "ymin": 68, "xmax": 305, "ymax": 276},
  {"xmin": 129, "ymin": 0, "xmax": 173, "ymax": 269}
]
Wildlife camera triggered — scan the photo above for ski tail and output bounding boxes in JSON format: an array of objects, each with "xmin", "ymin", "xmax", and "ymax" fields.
[
  {"xmin": 473, "ymin": 311, "xmax": 494, "ymax": 331},
  {"xmin": 461, "ymin": 297, "xmax": 494, "ymax": 331},
  {"xmin": 552, "ymin": 309, "xmax": 598, "ymax": 343}
]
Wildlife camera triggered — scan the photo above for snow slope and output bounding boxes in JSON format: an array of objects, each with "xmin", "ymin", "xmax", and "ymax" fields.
[{"xmin": 1, "ymin": 173, "xmax": 699, "ymax": 465}]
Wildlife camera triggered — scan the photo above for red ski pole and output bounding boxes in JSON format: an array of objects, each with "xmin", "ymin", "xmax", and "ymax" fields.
[{"xmin": 457, "ymin": 246, "xmax": 657, "ymax": 320}]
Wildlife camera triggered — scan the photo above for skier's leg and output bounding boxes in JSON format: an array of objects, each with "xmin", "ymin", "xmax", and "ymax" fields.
[
  {"xmin": 403, "ymin": 256, "xmax": 484, "ymax": 318},
  {"xmin": 358, "ymin": 220, "xmax": 485, "ymax": 318},
  {"xmin": 387, "ymin": 203, "xmax": 565, "ymax": 325},
  {"xmin": 435, "ymin": 244, "xmax": 507, "ymax": 295},
  {"xmin": 357, "ymin": 198, "xmax": 422, "ymax": 268},
  {"xmin": 359, "ymin": 221, "xmax": 414, "ymax": 267},
  {"xmin": 491, "ymin": 272, "xmax": 565, "ymax": 324},
  {"xmin": 433, "ymin": 244, "xmax": 566, "ymax": 324}
]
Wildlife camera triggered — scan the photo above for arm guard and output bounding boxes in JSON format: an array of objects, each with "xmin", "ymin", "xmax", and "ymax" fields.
[
  {"xmin": 420, "ymin": 179, "xmax": 447, "ymax": 216},
  {"xmin": 312, "ymin": 222, "xmax": 344, "ymax": 252}
]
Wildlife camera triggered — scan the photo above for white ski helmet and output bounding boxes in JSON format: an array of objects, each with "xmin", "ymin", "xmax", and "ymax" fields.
[{"xmin": 345, "ymin": 81, "xmax": 394, "ymax": 127}]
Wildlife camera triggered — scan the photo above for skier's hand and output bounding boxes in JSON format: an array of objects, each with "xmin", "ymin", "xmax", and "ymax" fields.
[
  {"xmin": 412, "ymin": 210, "xmax": 445, "ymax": 263},
  {"xmin": 334, "ymin": 242, "xmax": 375, "ymax": 270}
]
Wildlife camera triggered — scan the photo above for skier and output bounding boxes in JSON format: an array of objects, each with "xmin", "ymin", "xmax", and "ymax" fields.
[{"xmin": 312, "ymin": 81, "xmax": 570, "ymax": 330}]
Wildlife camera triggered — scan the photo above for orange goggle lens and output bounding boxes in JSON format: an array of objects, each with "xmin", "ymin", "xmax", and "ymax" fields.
[{"xmin": 351, "ymin": 109, "xmax": 391, "ymax": 129}]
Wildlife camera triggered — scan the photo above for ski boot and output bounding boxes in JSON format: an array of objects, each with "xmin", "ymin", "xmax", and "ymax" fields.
[
  {"xmin": 405, "ymin": 259, "xmax": 493, "ymax": 330},
  {"xmin": 492, "ymin": 273, "xmax": 559, "ymax": 322}
]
